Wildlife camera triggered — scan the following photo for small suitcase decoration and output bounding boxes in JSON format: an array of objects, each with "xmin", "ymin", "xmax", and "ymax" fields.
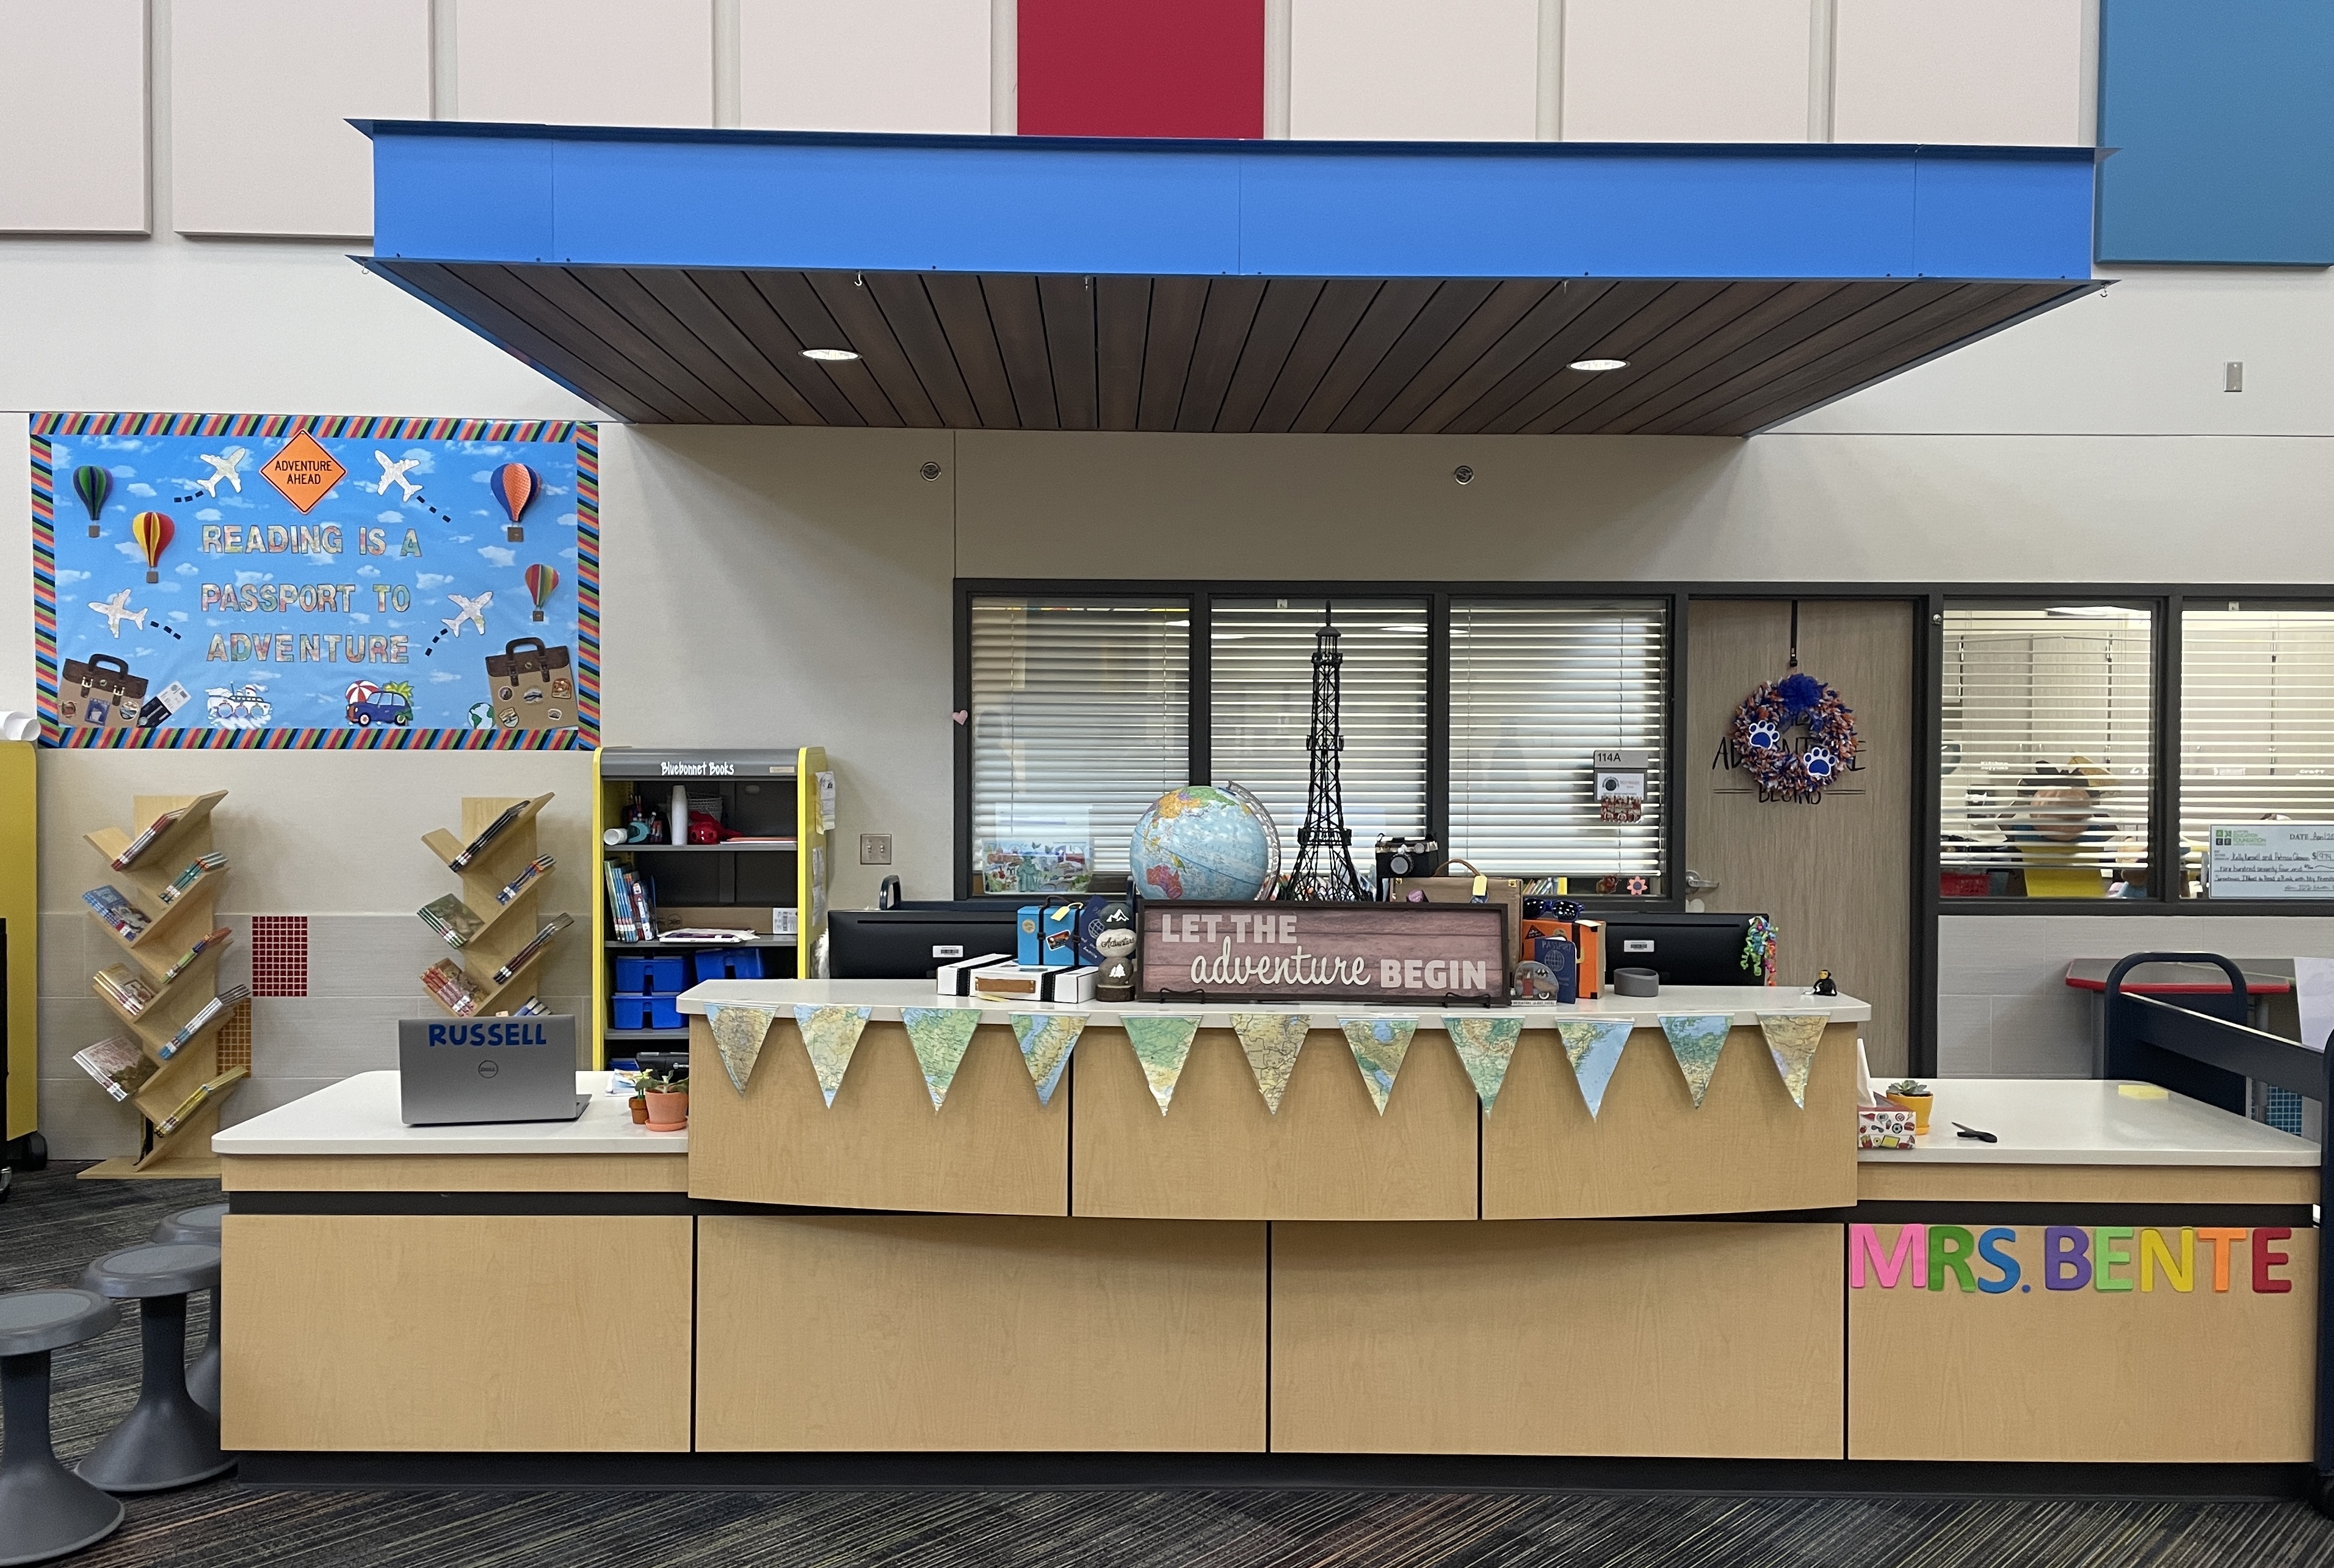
[
  {"xmin": 483, "ymin": 637, "xmax": 576, "ymax": 731},
  {"xmin": 59, "ymin": 654, "xmax": 148, "ymax": 731}
]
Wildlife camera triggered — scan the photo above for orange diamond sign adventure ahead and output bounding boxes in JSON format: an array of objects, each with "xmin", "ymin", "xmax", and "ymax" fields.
[{"xmin": 261, "ymin": 430, "xmax": 346, "ymax": 513}]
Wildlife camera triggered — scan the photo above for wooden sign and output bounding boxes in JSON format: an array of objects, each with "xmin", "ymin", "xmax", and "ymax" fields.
[{"xmin": 1137, "ymin": 901, "xmax": 1509, "ymax": 1004}]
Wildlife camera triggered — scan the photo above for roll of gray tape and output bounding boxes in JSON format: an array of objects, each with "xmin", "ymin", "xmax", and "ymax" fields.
[{"xmin": 1612, "ymin": 967, "xmax": 1660, "ymax": 997}]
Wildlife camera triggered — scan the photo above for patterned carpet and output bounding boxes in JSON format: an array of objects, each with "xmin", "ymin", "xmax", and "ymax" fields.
[{"xmin": 7, "ymin": 1161, "xmax": 2334, "ymax": 1568}]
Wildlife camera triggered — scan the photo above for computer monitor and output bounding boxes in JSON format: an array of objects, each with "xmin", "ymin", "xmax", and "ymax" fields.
[
  {"xmin": 828, "ymin": 906, "xmax": 1020, "ymax": 980},
  {"xmin": 1599, "ymin": 912, "xmax": 1769, "ymax": 988}
]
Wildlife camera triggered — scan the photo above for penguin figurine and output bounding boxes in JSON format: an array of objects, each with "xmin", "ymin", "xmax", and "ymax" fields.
[{"xmin": 1094, "ymin": 900, "xmax": 1139, "ymax": 1002}]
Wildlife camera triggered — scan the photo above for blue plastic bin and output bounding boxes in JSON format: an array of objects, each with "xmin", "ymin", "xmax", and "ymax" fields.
[
  {"xmin": 692, "ymin": 948, "xmax": 766, "ymax": 983},
  {"xmin": 612, "ymin": 955, "xmax": 650, "ymax": 992},
  {"xmin": 644, "ymin": 955, "xmax": 689, "ymax": 993},
  {"xmin": 610, "ymin": 995, "xmax": 684, "ymax": 1031}
]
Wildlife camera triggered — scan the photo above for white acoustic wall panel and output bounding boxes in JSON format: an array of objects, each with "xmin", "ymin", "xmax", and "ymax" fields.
[
  {"xmin": 739, "ymin": 0, "xmax": 989, "ymax": 134},
  {"xmin": 457, "ymin": 0, "xmax": 714, "ymax": 126},
  {"xmin": 1833, "ymin": 0, "xmax": 2087, "ymax": 146},
  {"xmin": 171, "ymin": 0, "xmax": 429, "ymax": 238},
  {"xmin": 1290, "ymin": 0, "xmax": 1537, "ymax": 141},
  {"xmin": 1564, "ymin": 0, "xmax": 1811, "ymax": 143},
  {"xmin": 0, "ymin": 0, "xmax": 148, "ymax": 233}
]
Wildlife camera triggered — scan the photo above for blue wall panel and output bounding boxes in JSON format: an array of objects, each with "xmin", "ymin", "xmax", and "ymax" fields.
[{"xmin": 2098, "ymin": 0, "xmax": 2334, "ymax": 266}]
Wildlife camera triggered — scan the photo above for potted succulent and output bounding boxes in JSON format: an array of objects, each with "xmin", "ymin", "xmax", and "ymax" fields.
[
  {"xmin": 1884, "ymin": 1078, "xmax": 1934, "ymax": 1135},
  {"xmin": 639, "ymin": 1066, "xmax": 690, "ymax": 1133}
]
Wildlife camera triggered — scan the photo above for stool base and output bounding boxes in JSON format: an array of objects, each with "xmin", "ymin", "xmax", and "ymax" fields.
[
  {"xmin": 0, "ymin": 1351, "xmax": 124, "ymax": 1567},
  {"xmin": 73, "ymin": 1295, "xmax": 232, "ymax": 1494}
]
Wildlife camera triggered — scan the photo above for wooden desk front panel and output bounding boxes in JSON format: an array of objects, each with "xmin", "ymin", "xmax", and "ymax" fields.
[
  {"xmin": 1849, "ymin": 1222, "xmax": 2315, "ymax": 1462},
  {"xmin": 220, "ymin": 1153, "xmax": 689, "ymax": 1193},
  {"xmin": 696, "ymin": 1215, "xmax": 1267, "ymax": 1451},
  {"xmin": 1272, "ymin": 1220, "xmax": 1844, "ymax": 1457},
  {"xmin": 687, "ymin": 1017, "xmax": 1068, "ymax": 1215},
  {"xmin": 1483, "ymin": 1022, "xmax": 1858, "ymax": 1218},
  {"xmin": 220, "ymin": 1214, "xmax": 692, "ymax": 1452},
  {"xmin": 1070, "ymin": 1027, "xmax": 1479, "ymax": 1221},
  {"xmin": 1857, "ymin": 1162, "xmax": 2319, "ymax": 1207}
]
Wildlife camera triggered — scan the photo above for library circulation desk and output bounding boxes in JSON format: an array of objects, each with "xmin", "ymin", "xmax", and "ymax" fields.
[{"xmin": 214, "ymin": 985, "xmax": 2319, "ymax": 1482}]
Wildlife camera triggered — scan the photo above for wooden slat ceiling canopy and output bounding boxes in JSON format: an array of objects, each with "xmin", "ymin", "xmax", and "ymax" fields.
[{"xmin": 377, "ymin": 261, "xmax": 2083, "ymax": 436}]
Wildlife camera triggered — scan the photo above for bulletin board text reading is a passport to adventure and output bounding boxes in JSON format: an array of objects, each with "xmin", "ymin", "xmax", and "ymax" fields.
[{"xmin": 33, "ymin": 413, "xmax": 598, "ymax": 748}]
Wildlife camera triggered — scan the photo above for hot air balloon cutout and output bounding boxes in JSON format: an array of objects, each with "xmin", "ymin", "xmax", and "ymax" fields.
[
  {"xmin": 524, "ymin": 563, "xmax": 558, "ymax": 623},
  {"xmin": 131, "ymin": 511, "xmax": 175, "ymax": 584},
  {"xmin": 494, "ymin": 463, "xmax": 541, "ymax": 541},
  {"xmin": 73, "ymin": 466, "xmax": 112, "ymax": 536}
]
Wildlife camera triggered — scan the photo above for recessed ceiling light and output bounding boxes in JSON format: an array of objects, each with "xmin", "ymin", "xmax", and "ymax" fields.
[
  {"xmin": 801, "ymin": 347, "xmax": 860, "ymax": 362},
  {"xmin": 1570, "ymin": 358, "xmax": 1628, "ymax": 372}
]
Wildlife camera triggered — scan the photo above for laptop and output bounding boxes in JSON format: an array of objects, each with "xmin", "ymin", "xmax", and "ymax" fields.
[{"xmin": 399, "ymin": 1015, "xmax": 591, "ymax": 1126}]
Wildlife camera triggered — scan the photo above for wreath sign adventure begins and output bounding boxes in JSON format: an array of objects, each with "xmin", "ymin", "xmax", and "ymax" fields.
[{"xmin": 1717, "ymin": 670, "xmax": 1859, "ymax": 803}]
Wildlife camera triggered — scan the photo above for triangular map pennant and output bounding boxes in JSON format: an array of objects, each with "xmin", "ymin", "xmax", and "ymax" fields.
[
  {"xmin": 1009, "ymin": 1014, "xmax": 1084, "ymax": 1105},
  {"xmin": 1659, "ymin": 1014, "xmax": 1731, "ymax": 1108},
  {"xmin": 901, "ymin": 1007, "xmax": 983, "ymax": 1110},
  {"xmin": 706, "ymin": 1005, "xmax": 780, "ymax": 1096},
  {"xmin": 1122, "ymin": 1016, "xmax": 1201, "ymax": 1115},
  {"xmin": 1757, "ymin": 1013, "xmax": 1827, "ymax": 1109},
  {"xmin": 1556, "ymin": 1018, "xmax": 1632, "ymax": 1119},
  {"xmin": 1340, "ymin": 1017, "xmax": 1417, "ymax": 1115},
  {"xmin": 1230, "ymin": 1013, "xmax": 1312, "ymax": 1113},
  {"xmin": 794, "ymin": 1004, "xmax": 872, "ymax": 1107},
  {"xmin": 1446, "ymin": 1015, "xmax": 1523, "ymax": 1111}
]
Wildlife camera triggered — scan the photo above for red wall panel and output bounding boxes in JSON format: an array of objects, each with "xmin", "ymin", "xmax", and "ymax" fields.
[{"xmin": 1019, "ymin": 0, "xmax": 1264, "ymax": 139}]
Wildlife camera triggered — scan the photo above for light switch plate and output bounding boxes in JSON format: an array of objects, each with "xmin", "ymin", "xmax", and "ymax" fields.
[{"xmin": 858, "ymin": 834, "xmax": 892, "ymax": 865}]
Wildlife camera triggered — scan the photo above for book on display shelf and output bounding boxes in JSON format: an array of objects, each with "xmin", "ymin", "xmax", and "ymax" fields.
[
  {"xmin": 154, "ymin": 1066, "xmax": 249, "ymax": 1135},
  {"xmin": 73, "ymin": 1036, "xmax": 156, "ymax": 1102},
  {"xmin": 491, "ymin": 912, "xmax": 574, "ymax": 985},
  {"xmin": 109, "ymin": 805, "xmax": 190, "ymax": 870},
  {"xmin": 448, "ymin": 801, "xmax": 529, "ymax": 870},
  {"xmin": 513, "ymin": 996, "xmax": 549, "ymax": 1016},
  {"xmin": 158, "ymin": 985, "xmax": 249, "ymax": 1059},
  {"xmin": 155, "ymin": 850, "xmax": 228, "ymax": 905},
  {"xmin": 496, "ymin": 855, "xmax": 554, "ymax": 905},
  {"xmin": 158, "ymin": 927, "xmax": 233, "ymax": 988},
  {"xmin": 421, "ymin": 958, "xmax": 485, "ymax": 1016},
  {"xmin": 418, "ymin": 894, "xmax": 487, "ymax": 948},
  {"xmin": 82, "ymin": 886, "xmax": 151, "ymax": 941},
  {"xmin": 92, "ymin": 965, "xmax": 159, "ymax": 1017},
  {"xmin": 658, "ymin": 927, "xmax": 755, "ymax": 944},
  {"xmin": 605, "ymin": 862, "xmax": 656, "ymax": 941}
]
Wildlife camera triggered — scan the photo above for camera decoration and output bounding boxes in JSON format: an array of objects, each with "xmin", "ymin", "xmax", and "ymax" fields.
[{"xmin": 1717, "ymin": 670, "xmax": 1858, "ymax": 803}]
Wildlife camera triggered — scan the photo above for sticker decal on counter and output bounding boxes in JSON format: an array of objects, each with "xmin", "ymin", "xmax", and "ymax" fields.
[{"xmin": 1849, "ymin": 1224, "xmax": 2296, "ymax": 1295}]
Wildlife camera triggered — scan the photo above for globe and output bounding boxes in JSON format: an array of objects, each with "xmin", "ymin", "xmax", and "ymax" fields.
[{"xmin": 1129, "ymin": 786, "xmax": 1275, "ymax": 901}]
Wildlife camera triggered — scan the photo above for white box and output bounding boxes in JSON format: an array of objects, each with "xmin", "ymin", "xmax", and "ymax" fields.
[
  {"xmin": 969, "ymin": 964, "xmax": 1098, "ymax": 1004},
  {"xmin": 937, "ymin": 953, "xmax": 1013, "ymax": 997}
]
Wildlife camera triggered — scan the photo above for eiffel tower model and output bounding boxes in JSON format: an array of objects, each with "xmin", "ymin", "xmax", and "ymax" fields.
[{"xmin": 1283, "ymin": 611, "xmax": 1365, "ymax": 902}]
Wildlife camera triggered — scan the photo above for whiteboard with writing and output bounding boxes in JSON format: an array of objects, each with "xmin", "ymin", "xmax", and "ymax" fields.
[{"xmin": 2206, "ymin": 823, "xmax": 2334, "ymax": 898}]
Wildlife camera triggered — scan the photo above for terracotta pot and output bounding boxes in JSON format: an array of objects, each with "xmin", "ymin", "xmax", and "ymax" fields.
[
  {"xmin": 628, "ymin": 1095, "xmax": 649, "ymax": 1125},
  {"xmin": 1885, "ymin": 1092, "xmax": 1934, "ymax": 1135},
  {"xmin": 645, "ymin": 1089, "xmax": 689, "ymax": 1132}
]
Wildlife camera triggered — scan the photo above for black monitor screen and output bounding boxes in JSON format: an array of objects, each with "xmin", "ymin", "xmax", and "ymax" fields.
[
  {"xmin": 1599, "ymin": 912, "xmax": 1769, "ymax": 988},
  {"xmin": 829, "ymin": 908, "xmax": 1019, "ymax": 980}
]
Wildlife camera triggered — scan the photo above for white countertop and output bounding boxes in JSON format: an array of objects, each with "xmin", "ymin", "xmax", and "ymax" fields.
[
  {"xmin": 212, "ymin": 1072, "xmax": 686, "ymax": 1156},
  {"xmin": 675, "ymin": 978, "xmax": 1871, "ymax": 1030},
  {"xmin": 1861, "ymin": 1078, "xmax": 2318, "ymax": 1168}
]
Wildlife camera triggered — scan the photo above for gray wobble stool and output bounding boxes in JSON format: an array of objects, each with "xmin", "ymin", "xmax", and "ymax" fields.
[
  {"xmin": 0, "ymin": 1288, "xmax": 125, "ymax": 1566},
  {"xmin": 150, "ymin": 1205, "xmax": 228, "ymax": 1416},
  {"xmin": 75, "ymin": 1244, "xmax": 233, "ymax": 1492}
]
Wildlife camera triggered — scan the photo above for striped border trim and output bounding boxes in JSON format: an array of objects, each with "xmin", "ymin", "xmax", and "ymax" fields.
[{"xmin": 30, "ymin": 414, "xmax": 600, "ymax": 751}]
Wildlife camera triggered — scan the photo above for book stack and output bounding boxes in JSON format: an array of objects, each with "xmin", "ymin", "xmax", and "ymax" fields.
[
  {"xmin": 155, "ymin": 1067, "xmax": 248, "ymax": 1135},
  {"xmin": 158, "ymin": 985, "xmax": 250, "ymax": 1060},
  {"xmin": 110, "ymin": 805, "xmax": 190, "ymax": 870},
  {"xmin": 417, "ymin": 894, "xmax": 487, "ymax": 948},
  {"xmin": 513, "ymin": 995, "xmax": 550, "ymax": 1016},
  {"xmin": 493, "ymin": 913, "xmax": 574, "ymax": 985},
  {"xmin": 421, "ymin": 958, "xmax": 484, "ymax": 1016},
  {"xmin": 82, "ymin": 886, "xmax": 151, "ymax": 942},
  {"xmin": 73, "ymin": 1037, "xmax": 156, "ymax": 1102},
  {"xmin": 604, "ymin": 862, "xmax": 658, "ymax": 941},
  {"xmin": 93, "ymin": 964, "xmax": 159, "ymax": 1017},
  {"xmin": 495, "ymin": 855, "xmax": 554, "ymax": 906},
  {"xmin": 447, "ymin": 801, "xmax": 528, "ymax": 870},
  {"xmin": 158, "ymin": 926, "xmax": 232, "ymax": 988},
  {"xmin": 155, "ymin": 850, "xmax": 228, "ymax": 906}
]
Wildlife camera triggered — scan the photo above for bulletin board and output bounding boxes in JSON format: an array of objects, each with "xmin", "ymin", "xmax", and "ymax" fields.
[{"xmin": 32, "ymin": 413, "xmax": 598, "ymax": 749}]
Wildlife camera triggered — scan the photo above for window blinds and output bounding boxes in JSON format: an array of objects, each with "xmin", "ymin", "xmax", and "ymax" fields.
[
  {"xmin": 2180, "ymin": 605, "xmax": 2334, "ymax": 896},
  {"xmin": 968, "ymin": 598, "xmax": 1189, "ymax": 878},
  {"xmin": 1939, "ymin": 605, "xmax": 2153, "ymax": 894},
  {"xmin": 1209, "ymin": 599, "xmax": 1429, "ymax": 854},
  {"xmin": 1446, "ymin": 601, "xmax": 1667, "ymax": 882}
]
